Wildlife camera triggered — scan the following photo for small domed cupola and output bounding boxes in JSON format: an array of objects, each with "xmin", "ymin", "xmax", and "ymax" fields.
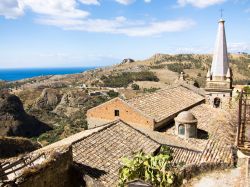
[{"xmin": 175, "ymin": 111, "xmax": 197, "ymax": 139}]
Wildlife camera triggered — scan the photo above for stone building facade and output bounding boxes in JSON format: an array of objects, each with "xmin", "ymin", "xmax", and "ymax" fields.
[
  {"xmin": 87, "ymin": 85, "xmax": 205, "ymax": 130},
  {"xmin": 87, "ymin": 97, "xmax": 154, "ymax": 129}
]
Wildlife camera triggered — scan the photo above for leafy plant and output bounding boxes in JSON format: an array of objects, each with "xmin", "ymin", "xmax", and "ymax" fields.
[
  {"xmin": 131, "ymin": 83, "xmax": 140, "ymax": 90},
  {"xmin": 119, "ymin": 146, "xmax": 175, "ymax": 187}
]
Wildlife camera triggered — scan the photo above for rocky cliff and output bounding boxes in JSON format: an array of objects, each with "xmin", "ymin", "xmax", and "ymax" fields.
[
  {"xmin": 0, "ymin": 92, "xmax": 52, "ymax": 138},
  {"xmin": 34, "ymin": 88, "xmax": 62, "ymax": 111},
  {"xmin": 0, "ymin": 136, "xmax": 41, "ymax": 158}
]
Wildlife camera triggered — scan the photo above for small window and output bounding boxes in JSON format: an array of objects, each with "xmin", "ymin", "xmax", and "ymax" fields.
[
  {"xmin": 178, "ymin": 124, "xmax": 185, "ymax": 135},
  {"xmin": 115, "ymin": 110, "xmax": 120, "ymax": 117},
  {"xmin": 214, "ymin": 97, "xmax": 221, "ymax": 108}
]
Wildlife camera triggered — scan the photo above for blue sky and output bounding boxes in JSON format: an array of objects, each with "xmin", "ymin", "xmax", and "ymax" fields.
[{"xmin": 0, "ymin": 0, "xmax": 249, "ymax": 68}]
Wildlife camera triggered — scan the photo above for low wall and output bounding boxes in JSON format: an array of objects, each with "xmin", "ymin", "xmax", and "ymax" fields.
[
  {"xmin": 16, "ymin": 147, "xmax": 73, "ymax": 187},
  {"xmin": 176, "ymin": 162, "xmax": 233, "ymax": 186}
]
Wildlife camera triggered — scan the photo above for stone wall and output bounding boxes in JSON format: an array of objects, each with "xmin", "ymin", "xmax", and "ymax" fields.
[
  {"xmin": 87, "ymin": 98, "xmax": 154, "ymax": 129},
  {"xmin": 176, "ymin": 162, "xmax": 232, "ymax": 186},
  {"xmin": 16, "ymin": 147, "xmax": 73, "ymax": 187}
]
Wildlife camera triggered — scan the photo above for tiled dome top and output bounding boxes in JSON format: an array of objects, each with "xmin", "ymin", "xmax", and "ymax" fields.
[{"xmin": 175, "ymin": 111, "xmax": 197, "ymax": 124}]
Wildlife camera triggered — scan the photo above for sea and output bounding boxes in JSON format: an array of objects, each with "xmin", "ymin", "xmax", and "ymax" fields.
[{"xmin": 0, "ymin": 67, "xmax": 95, "ymax": 81}]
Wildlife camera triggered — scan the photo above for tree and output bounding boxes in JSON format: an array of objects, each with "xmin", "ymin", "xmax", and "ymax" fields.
[{"xmin": 107, "ymin": 90, "xmax": 119, "ymax": 98}]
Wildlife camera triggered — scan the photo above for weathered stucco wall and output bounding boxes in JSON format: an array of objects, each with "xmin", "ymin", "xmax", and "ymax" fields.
[
  {"xmin": 87, "ymin": 98, "xmax": 154, "ymax": 129},
  {"xmin": 17, "ymin": 147, "xmax": 73, "ymax": 187}
]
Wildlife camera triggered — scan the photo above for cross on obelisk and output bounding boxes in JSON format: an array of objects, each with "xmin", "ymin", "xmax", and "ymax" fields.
[{"xmin": 220, "ymin": 8, "xmax": 224, "ymax": 18}]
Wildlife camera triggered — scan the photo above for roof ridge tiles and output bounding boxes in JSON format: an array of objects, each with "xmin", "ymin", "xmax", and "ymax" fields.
[
  {"xmin": 72, "ymin": 120, "xmax": 120, "ymax": 145},
  {"xmin": 126, "ymin": 84, "xmax": 180, "ymax": 102}
]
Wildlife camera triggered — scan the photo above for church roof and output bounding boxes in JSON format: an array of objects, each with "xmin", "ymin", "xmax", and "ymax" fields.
[
  {"xmin": 126, "ymin": 85, "xmax": 205, "ymax": 122},
  {"xmin": 211, "ymin": 19, "xmax": 229, "ymax": 77},
  {"xmin": 134, "ymin": 104, "xmax": 236, "ymax": 166},
  {"xmin": 72, "ymin": 120, "xmax": 160, "ymax": 187}
]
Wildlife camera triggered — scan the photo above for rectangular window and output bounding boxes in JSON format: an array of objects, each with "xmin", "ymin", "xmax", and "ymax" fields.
[{"xmin": 115, "ymin": 110, "xmax": 120, "ymax": 117}]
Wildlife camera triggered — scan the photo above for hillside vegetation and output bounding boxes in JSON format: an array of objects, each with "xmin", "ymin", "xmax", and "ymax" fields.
[
  {"xmin": 1, "ymin": 53, "xmax": 249, "ymax": 153},
  {"xmin": 135, "ymin": 53, "xmax": 250, "ymax": 86}
]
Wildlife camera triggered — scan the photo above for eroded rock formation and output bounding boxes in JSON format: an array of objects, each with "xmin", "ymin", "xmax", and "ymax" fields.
[{"xmin": 0, "ymin": 92, "xmax": 52, "ymax": 138}]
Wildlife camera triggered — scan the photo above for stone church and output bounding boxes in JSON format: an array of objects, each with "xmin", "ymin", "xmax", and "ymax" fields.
[{"xmin": 205, "ymin": 19, "xmax": 233, "ymax": 108}]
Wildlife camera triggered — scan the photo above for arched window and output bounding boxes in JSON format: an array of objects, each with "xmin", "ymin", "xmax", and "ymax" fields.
[
  {"xmin": 214, "ymin": 97, "xmax": 221, "ymax": 108},
  {"xmin": 178, "ymin": 124, "xmax": 185, "ymax": 135}
]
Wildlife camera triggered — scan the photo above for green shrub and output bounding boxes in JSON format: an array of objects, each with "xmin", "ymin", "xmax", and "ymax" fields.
[
  {"xmin": 167, "ymin": 63, "xmax": 191, "ymax": 73},
  {"xmin": 101, "ymin": 71, "xmax": 159, "ymax": 88},
  {"xmin": 107, "ymin": 90, "xmax": 119, "ymax": 98},
  {"xmin": 119, "ymin": 146, "xmax": 175, "ymax": 187},
  {"xmin": 233, "ymin": 79, "xmax": 250, "ymax": 85},
  {"xmin": 143, "ymin": 87, "xmax": 160, "ymax": 93},
  {"xmin": 131, "ymin": 83, "xmax": 140, "ymax": 90}
]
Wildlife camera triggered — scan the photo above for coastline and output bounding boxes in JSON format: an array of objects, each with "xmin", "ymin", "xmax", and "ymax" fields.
[{"xmin": 0, "ymin": 67, "xmax": 96, "ymax": 82}]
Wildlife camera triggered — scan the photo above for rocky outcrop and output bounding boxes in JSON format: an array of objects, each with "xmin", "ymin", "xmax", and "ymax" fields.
[
  {"xmin": 121, "ymin": 58, "xmax": 135, "ymax": 64},
  {"xmin": 0, "ymin": 92, "xmax": 52, "ymax": 138},
  {"xmin": 53, "ymin": 91, "xmax": 90, "ymax": 118},
  {"xmin": 0, "ymin": 136, "xmax": 41, "ymax": 158},
  {"xmin": 34, "ymin": 88, "xmax": 62, "ymax": 111}
]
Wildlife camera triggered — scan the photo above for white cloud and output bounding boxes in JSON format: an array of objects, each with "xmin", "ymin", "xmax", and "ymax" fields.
[
  {"xmin": 0, "ymin": 0, "xmax": 24, "ymax": 19},
  {"xmin": 228, "ymin": 42, "xmax": 250, "ymax": 52},
  {"xmin": 115, "ymin": 0, "xmax": 135, "ymax": 5},
  {"xmin": 177, "ymin": 0, "xmax": 226, "ymax": 8},
  {"xmin": 22, "ymin": 0, "xmax": 89, "ymax": 19},
  {"xmin": 78, "ymin": 0, "xmax": 100, "ymax": 5},
  {"xmin": 38, "ymin": 16, "xmax": 195, "ymax": 37},
  {"xmin": 0, "ymin": 0, "xmax": 91, "ymax": 20},
  {"xmin": 115, "ymin": 0, "xmax": 151, "ymax": 5},
  {"xmin": 0, "ymin": 0, "xmax": 194, "ymax": 37},
  {"xmin": 117, "ymin": 19, "xmax": 196, "ymax": 36}
]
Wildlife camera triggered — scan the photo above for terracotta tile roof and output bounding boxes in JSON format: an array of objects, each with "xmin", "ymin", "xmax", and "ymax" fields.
[
  {"xmin": 126, "ymin": 85, "xmax": 205, "ymax": 122},
  {"xmin": 190, "ymin": 104, "xmax": 236, "ymax": 145},
  {"xmin": 170, "ymin": 146, "xmax": 202, "ymax": 165},
  {"xmin": 72, "ymin": 120, "xmax": 160, "ymax": 187},
  {"xmin": 132, "ymin": 104, "xmax": 236, "ymax": 166},
  {"xmin": 163, "ymin": 104, "xmax": 236, "ymax": 166}
]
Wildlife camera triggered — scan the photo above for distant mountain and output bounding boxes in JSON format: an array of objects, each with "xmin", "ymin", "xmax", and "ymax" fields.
[{"xmin": 0, "ymin": 92, "xmax": 52, "ymax": 138}]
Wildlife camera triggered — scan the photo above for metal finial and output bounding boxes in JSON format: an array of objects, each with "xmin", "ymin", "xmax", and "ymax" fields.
[{"xmin": 220, "ymin": 8, "xmax": 224, "ymax": 18}]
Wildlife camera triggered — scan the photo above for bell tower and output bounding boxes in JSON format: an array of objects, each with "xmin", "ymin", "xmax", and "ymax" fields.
[{"xmin": 205, "ymin": 19, "xmax": 232, "ymax": 108}]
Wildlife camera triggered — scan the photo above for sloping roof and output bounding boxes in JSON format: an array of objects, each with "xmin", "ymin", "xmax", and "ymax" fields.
[
  {"xmin": 132, "ymin": 104, "xmax": 236, "ymax": 166},
  {"xmin": 163, "ymin": 104, "xmax": 236, "ymax": 166},
  {"xmin": 170, "ymin": 146, "xmax": 201, "ymax": 165},
  {"xmin": 72, "ymin": 120, "xmax": 160, "ymax": 187},
  {"xmin": 126, "ymin": 85, "xmax": 205, "ymax": 122}
]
